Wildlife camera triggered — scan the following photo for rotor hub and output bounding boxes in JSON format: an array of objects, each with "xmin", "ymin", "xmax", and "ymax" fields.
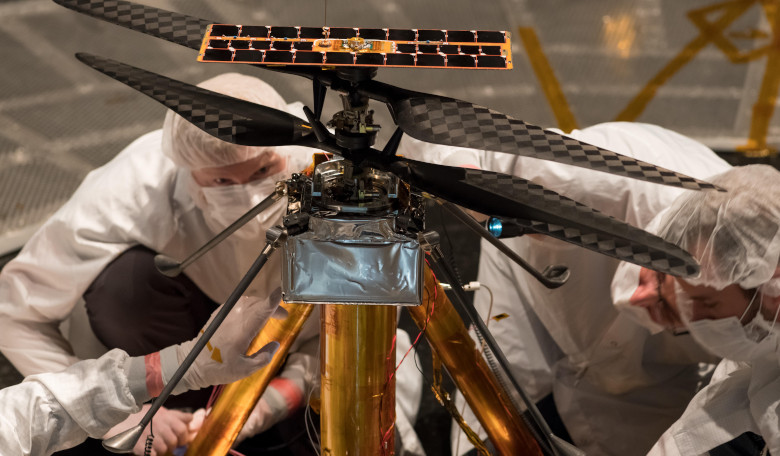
[{"xmin": 311, "ymin": 159, "xmax": 398, "ymax": 214}]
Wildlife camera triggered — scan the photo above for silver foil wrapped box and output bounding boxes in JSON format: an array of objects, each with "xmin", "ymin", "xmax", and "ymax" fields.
[{"xmin": 282, "ymin": 216, "xmax": 423, "ymax": 305}]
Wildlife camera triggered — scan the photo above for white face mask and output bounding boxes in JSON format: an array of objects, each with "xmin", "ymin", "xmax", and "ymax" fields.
[
  {"xmin": 760, "ymin": 277, "xmax": 780, "ymax": 298},
  {"xmin": 686, "ymin": 289, "xmax": 779, "ymax": 361},
  {"xmin": 190, "ymin": 174, "xmax": 286, "ymax": 240}
]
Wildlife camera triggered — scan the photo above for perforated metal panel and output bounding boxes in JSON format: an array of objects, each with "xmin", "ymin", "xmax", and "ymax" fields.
[{"xmin": 0, "ymin": 158, "xmax": 82, "ymax": 233}]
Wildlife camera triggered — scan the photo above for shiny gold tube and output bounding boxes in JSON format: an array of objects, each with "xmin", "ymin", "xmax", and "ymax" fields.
[
  {"xmin": 320, "ymin": 304, "xmax": 396, "ymax": 456},
  {"xmin": 185, "ymin": 302, "xmax": 315, "ymax": 456},
  {"xmin": 406, "ymin": 266, "xmax": 544, "ymax": 455}
]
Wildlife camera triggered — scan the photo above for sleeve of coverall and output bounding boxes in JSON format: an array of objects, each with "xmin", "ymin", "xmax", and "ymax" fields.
[
  {"xmin": 0, "ymin": 349, "xmax": 141, "ymax": 456},
  {"xmin": 236, "ymin": 330, "xmax": 320, "ymax": 443},
  {"xmin": 396, "ymin": 135, "xmax": 482, "ymax": 169},
  {"xmin": 647, "ymin": 360, "xmax": 759, "ymax": 456},
  {"xmin": 482, "ymin": 122, "xmax": 733, "ymax": 228},
  {"xmin": 263, "ymin": 331, "xmax": 320, "ymax": 428},
  {"xmin": 0, "ymin": 130, "xmax": 179, "ymax": 376},
  {"xmin": 748, "ymin": 356, "xmax": 780, "ymax": 454},
  {"xmin": 398, "ymin": 122, "xmax": 731, "ymax": 228}
]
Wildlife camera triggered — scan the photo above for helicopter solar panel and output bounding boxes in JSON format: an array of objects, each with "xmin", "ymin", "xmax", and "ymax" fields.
[{"xmin": 198, "ymin": 25, "xmax": 512, "ymax": 69}]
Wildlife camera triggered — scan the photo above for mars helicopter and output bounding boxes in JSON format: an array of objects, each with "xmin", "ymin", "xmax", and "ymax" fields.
[{"xmin": 50, "ymin": 1, "xmax": 721, "ymax": 454}]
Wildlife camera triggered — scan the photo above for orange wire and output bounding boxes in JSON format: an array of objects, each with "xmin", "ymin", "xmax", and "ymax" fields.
[{"xmin": 379, "ymin": 258, "xmax": 438, "ymax": 453}]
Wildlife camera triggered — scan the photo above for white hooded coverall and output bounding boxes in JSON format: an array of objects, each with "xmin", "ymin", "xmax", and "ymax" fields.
[
  {"xmin": 0, "ymin": 126, "xmax": 319, "ymax": 380},
  {"xmin": 400, "ymin": 122, "xmax": 731, "ymax": 455},
  {"xmin": 648, "ymin": 356, "xmax": 780, "ymax": 455},
  {"xmin": 0, "ymin": 349, "xmax": 141, "ymax": 456},
  {"xmin": 0, "ymin": 106, "xmax": 425, "ymax": 452}
]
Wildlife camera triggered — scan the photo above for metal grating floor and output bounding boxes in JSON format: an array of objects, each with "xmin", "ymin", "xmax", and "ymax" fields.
[{"xmin": 2, "ymin": 0, "xmax": 778, "ymax": 255}]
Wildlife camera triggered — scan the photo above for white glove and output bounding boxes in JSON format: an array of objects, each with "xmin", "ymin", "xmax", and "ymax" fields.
[{"xmin": 159, "ymin": 289, "xmax": 286, "ymax": 396}]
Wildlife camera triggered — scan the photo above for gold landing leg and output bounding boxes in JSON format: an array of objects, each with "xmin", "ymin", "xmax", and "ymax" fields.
[
  {"xmin": 321, "ymin": 304, "xmax": 397, "ymax": 456},
  {"xmin": 406, "ymin": 266, "xmax": 544, "ymax": 455},
  {"xmin": 184, "ymin": 302, "xmax": 315, "ymax": 456}
]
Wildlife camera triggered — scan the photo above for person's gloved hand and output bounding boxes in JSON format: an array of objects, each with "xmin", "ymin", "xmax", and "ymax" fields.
[
  {"xmin": 158, "ymin": 289, "xmax": 286, "ymax": 396},
  {"xmin": 234, "ymin": 377, "xmax": 304, "ymax": 445},
  {"xmin": 186, "ymin": 407, "xmax": 208, "ymax": 442},
  {"xmin": 133, "ymin": 405, "xmax": 193, "ymax": 456},
  {"xmin": 102, "ymin": 404, "xmax": 193, "ymax": 456}
]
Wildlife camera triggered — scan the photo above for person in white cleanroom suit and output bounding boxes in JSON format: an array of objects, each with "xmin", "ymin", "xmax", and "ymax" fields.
[
  {"xmin": 0, "ymin": 72, "xmax": 319, "ymax": 456},
  {"xmin": 612, "ymin": 165, "xmax": 780, "ymax": 455},
  {"xmin": 399, "ymin": 122, "xmax": 731, "ymax": 456},
  {"xmin": 0, "ymin": 71, "xmax": 424, "ymax": 456},
  {"xmin": 0, "ymin": 293, "xmax": 282, "ymax": 456}
]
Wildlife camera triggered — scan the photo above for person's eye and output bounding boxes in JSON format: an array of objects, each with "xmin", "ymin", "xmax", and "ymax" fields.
[
  {"xmin": 253, "ymin": 166, "xmax": 269, "ymax": 178},
  {"xmin": 213, "ymin": 177, "xmax": 234, "ymax": 185}
]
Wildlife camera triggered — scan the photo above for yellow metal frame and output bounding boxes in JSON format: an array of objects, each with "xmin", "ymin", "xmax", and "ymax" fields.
[
  {"xmin": 185, "ymin": 302, "xmax": 314, "ymax": 456},
  {"xmin": 320, "ymin": 304, "xmax": 397, "ymax": 455},
  {"xmin": 187, "ymin": 265, "xmax": 543, "ymax": 455},
  {"xmin": 518, "ymin": 0, "xmax": 780, "ymax": 156}
]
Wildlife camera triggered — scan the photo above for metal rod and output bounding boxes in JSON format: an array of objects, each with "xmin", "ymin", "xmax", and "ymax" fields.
[
  {"xmin": 406, "ymin": 266, "xmax": 544, "ymax": 455},
  {"xmin": 437, "ymin": 199, "xmax": 568, "ymax": 289},
  {"xmin": 184, "ymin": 302, "xmax": 315, "ymax": 456},
  {"xmin": 419, "ymin": 231, "xmax": 559, "ymax": 456},
  {"xmin": 320, "ymin": 304, "xmax": 397, "ymax": 455},
  {"xmin": 104, "ymin": 226, "xmax": 286, "ymax": 452},
  {"xmin": 154, "ymin": 186, "xmax": 285, "ymax": 277}
]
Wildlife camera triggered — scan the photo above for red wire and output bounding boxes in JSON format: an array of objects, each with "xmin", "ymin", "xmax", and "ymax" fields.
[
  {"xmin": 379, "ymin": 257, "xmax": 438, "ymax": 453},
  {"xmin": 206, "ymin": 384, "xmax": 224, "ymax": 409}
]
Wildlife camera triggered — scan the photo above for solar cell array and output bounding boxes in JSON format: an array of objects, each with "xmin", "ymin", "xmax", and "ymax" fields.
[{"xmin": 198, "ymin": 25, "xmax": 512, "ymax": 69}]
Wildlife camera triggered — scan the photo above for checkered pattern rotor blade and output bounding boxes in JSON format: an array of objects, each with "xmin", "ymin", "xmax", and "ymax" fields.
[
  {"xmin": 393, "ymin": 156, "xmax": 699, "ymax": 276},
  {"xmin": 394, "ymin": 95, "xmax": 721, "ymax": 192},
  {"xmin": 460, "ymin": 168, "xmax": 700, "ymax": 277},
  {"xmin": 54, "ymin": 0, "xmax": 209, "ymax": 50},
  {"xmin": 76, "ymin": 53, "xmax": 312, "ymax": 146},
  {"xmin": 514, "ymin": 216, "xmax": 698, "ymax": 276}
]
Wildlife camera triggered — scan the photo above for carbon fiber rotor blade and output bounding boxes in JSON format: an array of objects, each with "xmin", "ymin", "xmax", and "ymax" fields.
[
  {"xmin": 388, "ymin": 93, "xmax": 722, "ymax": 192},
  {"xmin": 76, "ymin": 53, "xmax": 313, "ymax": 147},
  {"xmin": 53, "ymin": 0, "xmax": 208, "ymax": 50},
  {"xmin": 384, "ymin": 157, "xmax": 699, "ymax": 277},
  {"xmin": 51, "ymin": 0, "xmax": 339, "ymax": 89}
]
